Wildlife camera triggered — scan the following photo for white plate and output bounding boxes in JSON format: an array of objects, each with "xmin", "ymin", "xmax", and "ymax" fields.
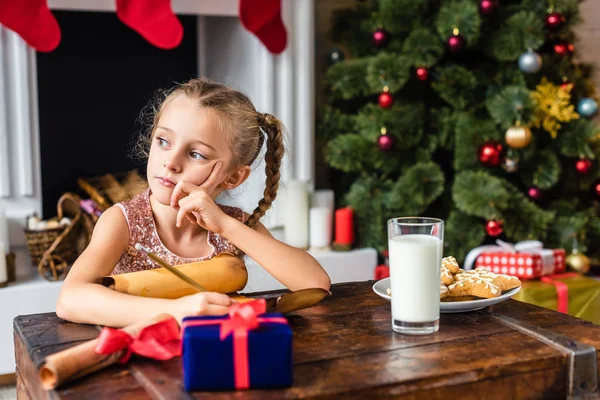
[{"xmin": 372, "ymin": 277, "xmax": 521, "ymax": 313}]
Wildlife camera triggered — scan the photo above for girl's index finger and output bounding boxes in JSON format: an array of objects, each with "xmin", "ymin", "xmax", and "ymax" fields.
[
  {"xmin": 170, "ymin": 181, "xmax": 196, "ymax": 207},
  {"xmin": 199, "ymin": 161, "xmax": 223, "ymax": 193}
]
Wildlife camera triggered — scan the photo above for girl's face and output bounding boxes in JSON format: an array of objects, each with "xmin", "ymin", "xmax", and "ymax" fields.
[{"xmin": 147, "ymin": 95, "xmax": 234, "ymax": 205}]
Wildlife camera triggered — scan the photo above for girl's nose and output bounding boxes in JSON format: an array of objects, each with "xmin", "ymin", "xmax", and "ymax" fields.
[{"xmin": 164, "ymin": 157, "xmax": 181, "ymax": 173}]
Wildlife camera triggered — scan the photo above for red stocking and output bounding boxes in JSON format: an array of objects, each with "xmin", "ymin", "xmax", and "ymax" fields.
[
  {"xmin": 239, "ymin": 0, "xmax": 287, "ymax": 54},
  {"xmin": 0, "ymin": 0, "xmax": 61, "ymax": 52},
  {"xmin": 116, "ymin": 0, "xmax": 183, "ymax": 50}
]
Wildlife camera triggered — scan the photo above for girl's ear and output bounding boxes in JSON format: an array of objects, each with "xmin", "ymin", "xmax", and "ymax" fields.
[{"xmin": 221, "ymin": 165, "xmax": 251, "ymax": 189}]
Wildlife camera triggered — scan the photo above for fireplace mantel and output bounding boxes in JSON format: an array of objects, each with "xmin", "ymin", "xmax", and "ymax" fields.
[
  {"xmin": 0, "ymin": 0, "xmax": 315, "ymax": 247},
  {"xmin": 48, "ymin": 0, "xmax": 239, "ymax": 16}
]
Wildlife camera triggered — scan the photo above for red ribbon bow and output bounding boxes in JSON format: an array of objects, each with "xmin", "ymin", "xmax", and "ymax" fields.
[
  {"xmin": 540, "ymin": 273, "xmax": 580, "ymax": 314},
  {"xmin": 181, "ymin": 299, "xmax": 287, "ymax": 389},
  {"xmin": 94, "ymin": 316, "xmax": 181, "ymax": 364}
]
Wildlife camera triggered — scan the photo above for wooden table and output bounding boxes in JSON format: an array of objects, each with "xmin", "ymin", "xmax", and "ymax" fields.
[{"xmin": 13, "ymin": 281, "xmax": 600, "ymax": 399}]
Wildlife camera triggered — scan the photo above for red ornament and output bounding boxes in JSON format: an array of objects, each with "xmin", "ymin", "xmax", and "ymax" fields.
[
  {"xmin": 378, "ymin": 133, "xmax": 395, "ymax": 151},
  {"xmin": 527, "ymin": 187, "xmax": 543, "ymax": 201},
  {"xmin": 447, "ymin": 34, "xmax": 465, "ymax": 53},
  {"xmin": 478, "ymin": 141, "xmax": 504, "ymax": 167},
  {"xmin": 545, "ymin": 12, "xmax": 565, "ymax": 31},
  {"xmin": 378, "ymin": 92, "xmax": 393, "ymax": 109},
  {"xmin": 576, "ymin": 158, "xmax": 593, "ymax": 175},
  {"xmin": 592, "ymin": 179, "xmax": 600, "ymax": 200},
  {"xmin": 554, "ymin": 41, "xmax": 574, "ymax": 57},
  {"xmin": 479, "ymin": 0, "xmax": 498, "ymax": 15},
  {"xmin": 416, "ymin": 67, "xmax": 429, "ymax": 81},
  {"xmin": 373, "ymin": 29, "xmax": 389, "ymax": 48},
  {"xmin": 486, "ymin": 220, "xmax": 504, "ymax": 237}
]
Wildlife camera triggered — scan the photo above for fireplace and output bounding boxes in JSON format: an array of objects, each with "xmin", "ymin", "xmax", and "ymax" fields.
[{"xmin": 37, "ymin": 10, "xmax": 199, "ymax": 218}]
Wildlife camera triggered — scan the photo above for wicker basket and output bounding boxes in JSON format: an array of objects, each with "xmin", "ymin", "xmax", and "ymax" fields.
[
  {"xmin": 24, "ymin": 193, "xmax": 95, "ymax": 281},
  {"xmin": 24, "ymin": 225, "xmax": 72, "ymax": 267}
]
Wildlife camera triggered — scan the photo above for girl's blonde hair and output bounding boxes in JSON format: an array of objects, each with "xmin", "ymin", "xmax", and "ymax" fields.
[{"xmin": 139, "ymin": 77, "xmax": 284, "ymax": 228}]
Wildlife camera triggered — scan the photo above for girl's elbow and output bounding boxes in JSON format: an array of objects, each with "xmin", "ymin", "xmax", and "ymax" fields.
[
  {"xmin": 55, "ymin": 287, "xmax": 79, "ymax": 322},
  {"xmin": 317, "ymin": 271, "xmax": 331, "ymax": 292},
  {"xmin": 55, "ymin": 294, "xmax": 71, "ymax": 321}
]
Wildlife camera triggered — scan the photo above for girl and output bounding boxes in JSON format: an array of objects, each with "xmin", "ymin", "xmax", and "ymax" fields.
[{"xmin": 56, "ymin": 78, "xmax": 331, "ymax": 327}]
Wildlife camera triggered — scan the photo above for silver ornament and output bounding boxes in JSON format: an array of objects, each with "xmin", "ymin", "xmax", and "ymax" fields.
[
  {"xmin": 577, "ymin": 98, "xmax": 598, "ymax": 118},
  {"xmin": 502, "ymin": 157, "xmax": 519, "ymax": 173},
  {"xmin": 518, "ymin": 50, "xmax": 542, "ymax": 73}
]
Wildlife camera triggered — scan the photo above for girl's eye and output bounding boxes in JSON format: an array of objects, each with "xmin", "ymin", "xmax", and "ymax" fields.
[
  {"xmin": 157, "ymin": 137, "xmax": 169, "ymax": 147},
  {"xmin": 190, "ymin": 151, "xmax": 206, "ymax": 160}
]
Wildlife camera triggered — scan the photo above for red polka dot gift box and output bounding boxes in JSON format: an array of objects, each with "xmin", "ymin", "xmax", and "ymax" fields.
[{"xmin": 467, "ymin": 240, "xmax": 566, "ymax": 279}]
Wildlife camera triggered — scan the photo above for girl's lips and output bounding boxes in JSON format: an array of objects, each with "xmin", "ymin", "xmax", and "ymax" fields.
[{"xmin": 157, "ymin": 177, "xmax": 175, "ymax": 188}]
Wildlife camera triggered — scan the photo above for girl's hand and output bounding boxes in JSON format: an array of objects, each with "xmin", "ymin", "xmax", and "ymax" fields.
[
  {"xmin": 170, "ymin": 161, "xmax": 231, "ymax": 234},
  {"xmin": 170, "ymin": 292, "xmax": 233, "ymax": 323}
]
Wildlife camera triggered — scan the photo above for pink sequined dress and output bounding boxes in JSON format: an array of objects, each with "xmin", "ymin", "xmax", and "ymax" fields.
[{"xmin": 112, "ymin": 189, "xmax": 244, "ymax": 275}]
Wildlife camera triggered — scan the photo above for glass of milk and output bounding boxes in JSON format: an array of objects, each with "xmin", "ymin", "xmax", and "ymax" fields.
[{"xmin": 388, "ymin": 217, "xmax": 444, "ymax": 335}]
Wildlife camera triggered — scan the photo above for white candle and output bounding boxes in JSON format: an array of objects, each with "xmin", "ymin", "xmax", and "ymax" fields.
[
  {"xmin": 309, "ymin": 207, "xmax": 332, "ymax": 250},
  {"xmin": 284, "ymin": 181, "xmax": 309, "ymax": 249},
  {"xmin": 0, "ymin": 204, "xmax": 8, "ymax": 249},
  {"xmin": 0, "ymin": 242, "xmax": 7, "ymax": 286},
  {"xmin": 389, "ymin": 235, "xmax": 441, "ymax": 323},
  {"xmin": 311, "ymin": 190, "xmax": 334, "ymax": 210}
]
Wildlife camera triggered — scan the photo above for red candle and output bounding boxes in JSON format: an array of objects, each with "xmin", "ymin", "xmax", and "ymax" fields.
[{"xmin": 335, "ymin": 207, "xmax": 354, "ymax": 245}]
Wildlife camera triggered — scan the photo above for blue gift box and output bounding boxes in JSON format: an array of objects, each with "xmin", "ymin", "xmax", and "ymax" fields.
[{"xmin": 181, "ymin": 312, "xmax": 293, "ymax": 391}]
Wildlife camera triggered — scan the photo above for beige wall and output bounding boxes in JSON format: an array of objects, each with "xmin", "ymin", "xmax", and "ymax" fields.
[{"xmin": 575, "ymin": 1, "xmax": 600, "ymax": 92}]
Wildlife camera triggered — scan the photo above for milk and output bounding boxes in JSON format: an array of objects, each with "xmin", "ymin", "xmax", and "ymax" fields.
[{"xmin": 389, "ymin": 234, "xmax": 441, "ymax": 323}]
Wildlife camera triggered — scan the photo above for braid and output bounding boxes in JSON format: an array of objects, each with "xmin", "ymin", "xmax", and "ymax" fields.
[{"xmin": 245, "ymin": 113, "xmax": 284, "ymax": 228}]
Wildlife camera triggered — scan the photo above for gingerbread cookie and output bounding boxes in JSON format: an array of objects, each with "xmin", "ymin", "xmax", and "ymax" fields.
[
  {"xmin": 442, "ymin": 256, "xmax": 460, "ymax": 274},
  {"xmin": 441, "ymin": 266, "xmax": 454, "ymax": 285},
  {"xmin": 456, "ymin": 268, "xmax": 521, "ymax": 292},
  {"xmin": 447, "ymin": 276, "xmax": 501, "ymax": 299},
  {"xmin": 440, "ymin": 283, "xmax": 449, "ymax": 299}
]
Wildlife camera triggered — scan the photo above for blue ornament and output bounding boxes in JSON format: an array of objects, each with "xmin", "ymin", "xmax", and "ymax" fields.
[
  {"xmin": 518, "ymin": 50, "xmax": 542, "ymax": 73},
  {"xmin": 577, "ymin": 98, "xmax": 598, "ymax": 118}
]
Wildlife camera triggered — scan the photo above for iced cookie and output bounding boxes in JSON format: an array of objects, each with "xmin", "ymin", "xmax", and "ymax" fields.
[
  {"xmin": 474, "ymin": 267, "xmax": 522, "ymax": 291},
  {"xmin": 440, "ymin": 284, "xmax": 449, "ymax": 299},
  {"xmin": 441, "ymin": 256, "xmax": 460, "ymax": 274},
  {"xmin": 447, "ymin": 276, "xmax": 501, "ymax": 299},
  {"xmin": 456, "ymin": 268, "xmax": 521, "ymax": 291},
  {"xmin": 441, "ymin": 266, "xmax": 454, "ymax": 285}
]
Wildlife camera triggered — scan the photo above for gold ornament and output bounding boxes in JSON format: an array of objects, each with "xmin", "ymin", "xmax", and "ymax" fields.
[
  {"xmin": 505, "ymin": 125, "xmax": 532, "ymax": 148},
  {"xmin": 531, "ymin": 77, "xmax": 579, "ymax": 139},
  {"xmin": 566, "ymin": 251, "xmax": 590, "ymax": 274}
]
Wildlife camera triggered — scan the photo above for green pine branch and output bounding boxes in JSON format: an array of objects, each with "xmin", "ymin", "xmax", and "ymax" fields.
[
  {"xmin": 519, "ymin": 150, "xmax": 561, "ymax": 189},
  {"xmin": 431, "ymin": 65, "xmax": 478, "ymax": 109},
  {"xmin": 487, "ymin": 11, "xmax": 544, "ymax": 61},
  {"xmin": 388, "ymin": 162, "xmax": 445, "ymax": 216},
  {"xmin": 486, "ymin": 85, "xmax": 534, "ymax": 129},
  {"xmin": 356, "ymin": 102, "xmax": 425, "ymax": 148},
  {"xmin": 366, "ymin": 52, "xmax": 411, "ymax": 94},
  {"xmin": 435, "ymin": 0, "xmax": 481, "ymax": 46},
  {"xmin": 444, "ymin": 209, "xmax": 487, "ymax": 263},
  {"xmin": 402, "ymin": 28, "xmax": 445, "ymax": 68},
  {"xmin": 326, "ymin": 58, "xmax": 370, "ymax": 100}
]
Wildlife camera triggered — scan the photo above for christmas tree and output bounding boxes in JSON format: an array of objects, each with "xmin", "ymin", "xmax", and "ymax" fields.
[{"xmin": 319, "ymin": 0, "xmax": 600, "ymax": 268}]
